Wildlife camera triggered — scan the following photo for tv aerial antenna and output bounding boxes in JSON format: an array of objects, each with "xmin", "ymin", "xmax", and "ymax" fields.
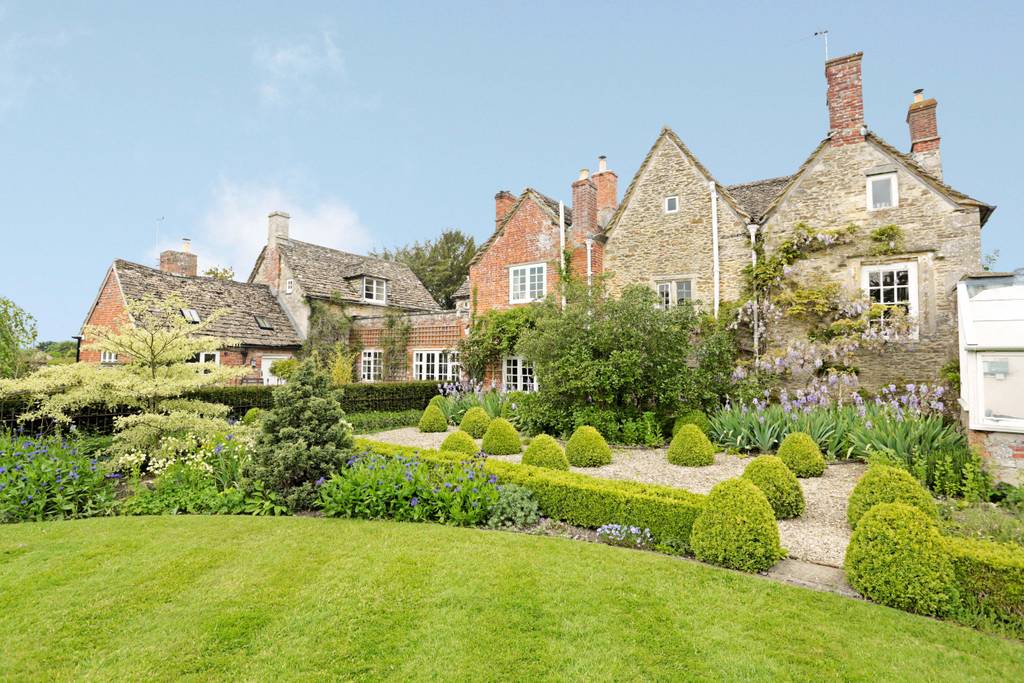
[{"xmin": 814, "ymin": 30, "xmax": 829, "ymax": 61}]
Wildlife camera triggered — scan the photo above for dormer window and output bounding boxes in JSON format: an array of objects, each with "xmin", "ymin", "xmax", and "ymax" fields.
[
  {"xmin": 285, "ymin": 278, "xmax": 294, "ymax": 294},
  {"xmin": 363, "ymin": 276, "xmax": 387, "ymax": 303},
  {"xmin": 180, "ymin": 308, "xmax": 201, "ymax": 324},
  {"xmin": 254, "ymin": 315, "xmax": 274, "ymax": 330},
  {"xmin": 867, "ymin": 171, "xmax": 898, "ymax": 210},
  {"xmin": 664, "ymin": 196, "xmax": 679, "ymax": 213}
]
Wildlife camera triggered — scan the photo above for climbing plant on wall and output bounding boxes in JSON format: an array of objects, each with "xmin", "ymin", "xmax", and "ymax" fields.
[{"xmin": 380, "ymin": 308, "xmax": 412, "ymax": 381}]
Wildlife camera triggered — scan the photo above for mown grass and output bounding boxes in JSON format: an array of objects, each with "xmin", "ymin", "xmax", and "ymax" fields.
[{"xmin": 1, "ymin": 516, "xmax": 1022, "ymax": 681}]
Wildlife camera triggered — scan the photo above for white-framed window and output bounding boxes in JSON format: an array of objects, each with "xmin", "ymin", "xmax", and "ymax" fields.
[
  {"xmin": 100, "ymin": 350, "xmax": 117, "ymax": 364},
  {"xmin": 867, "ymin": 172, "xmax": 898, "ymax": 210},
  {"xmin": 504, "ymin": 356, "xmax": 537, "ymax": 392},
  {"xmin": 254, "ymin": 314, "xmax": 274, "ymax": 330},
  {"xmin": 413, "ymin": 350, "xmax": 460, "ymax": 382},
  {"xmin": 361, "ymin": 349, "xmax": 383, "ymax": 382},
  {"xmin": 363, "ymin": 276, "xmax": 387, "ymax": 303},
  {"xmin": 188, "ymin": 351, "xmax": 220, "ymax": 365},
  {"xmin": 861, "ymin": 261, "xmax": 918, "ymax": 335},
  {"xmin": 974, "ymin": 352, "xmax": 1024, "ymax": 431},
  {"xmin": 509, "ymin": 263, "xmax": 546, "ymax": 304},
  {"xmin": 657, "ymin": 283, "xmax": 671, "ymax": 309},
  {"xmin": 285, "ymin": 278, "xmax": 294, "ymax": 294},
  {"xmin": 664, "ymin": 196, "xmax": 679, "ymax": 213},
  {"xmin": 654, "ymin": 279, "xmax": 693, "ymax": 309},
  {"xmin": 180, "ymin": 308, "xmax": 201, "ymax": 324}
]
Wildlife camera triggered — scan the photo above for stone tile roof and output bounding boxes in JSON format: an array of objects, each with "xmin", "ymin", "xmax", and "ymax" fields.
[
  {"xmin": 277, "ymin": 239, "xmax": 440, "ymax": 311},
  {"xmin": 453, "ymin": 278, "xmax": 470, "ymax": 299},
  {"xmin": 468, "ymin": 187, "xmax": 573, "ymax": 267},
  {"xmin": 725, "ymin": 176, "xmax": 793, "ymax": 220},
  {"xmin": 113, "ymin": 260, "xmax": 302, "ymax": 347}
]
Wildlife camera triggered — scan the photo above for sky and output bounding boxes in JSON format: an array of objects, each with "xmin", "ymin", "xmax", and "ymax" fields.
[{"xmin": 2, "ymin": 0, "xmax": 1021, "ymax": 340}]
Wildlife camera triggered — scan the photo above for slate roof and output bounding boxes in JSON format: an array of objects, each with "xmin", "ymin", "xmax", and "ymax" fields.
[
  {"xmin": 275, "ymin": 239, "xmax": 440, "ymax": 311},
  {"xmin": 453, "ymin": 278, "xmax": 471, "ymax": 299},
  {"xmin": 725, "ymin": 176, "xmax": 793, "ymax": 221},
  {"xmin": 112, "ymin": 260, "xmax": 302, "ymax": 347},
  {"xmin": 468, "ymin": 187, "xmax": 573, "ymax": 268}
]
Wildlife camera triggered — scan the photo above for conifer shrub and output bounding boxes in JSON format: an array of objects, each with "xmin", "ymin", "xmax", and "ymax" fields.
[
  {"xmin": 666, "ymin": 424, "xmax": 715, "ymax": 466},
  {"xmin": 522, "ymin": 434, "xmax": 569, "ymax": 470},
  {"xmin": 440, "ymin": 430, "xmax": 479, "ymax": 456},
  {"xmin": 847, "ymin": 464, "xmax": 937, "ymax": 529},
  {"xmin": 844, "ymin": 502, "xmax": 959, "ymax": 617},
  {"xmin": 690, "ymin": 478, "xmax": 784, "ymax": 573},
  {"xmin": 776, "ymin": 431, "xmax": 826, "ymax": 477},
  {"xmin": 459, "ymin": 406, "xmax": 491, "ymax": 438},
  {"xmin": 565, "ymin": 425, "xmax": 612, "ymax": 467},
  {"xmin": 418, "ymin": 404, "xmax": 448, "ymax": 433},
  {"xmin": 481, "ymin": 418, "xmax": 522, "ymax": 455},
  {"xmin": 742, "ymin": 455, "xmax": 804, "ymax": 519},
  {"xmin": 673, "ymin": 409, "xmax": 711, "ymax": 436}
]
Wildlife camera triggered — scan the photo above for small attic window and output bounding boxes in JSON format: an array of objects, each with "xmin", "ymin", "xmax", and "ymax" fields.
[
  {"xmin": 665, "ymin": 196, "xmax": 679, "ymax": 213},
  {"xmin": 867, "ymin": 172, "xmax": 898, "ymax": 210},
  {"xmin": 180, "ymin": 308, "xmax": 201, "ymax": 324},
  {"xmin": 363, "ymin": 276, "xmax": 387, "ymax": 303},
  {"xmin": 285, "ymin": 278, "xmax": 295, "ymax": 294},
  {"xmin": 254, "ymin": 315, "xmax": 274, "ymax": 330}
]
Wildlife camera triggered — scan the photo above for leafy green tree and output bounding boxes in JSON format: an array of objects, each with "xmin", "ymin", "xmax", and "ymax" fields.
[
  {"xmin": 36, "ymin": 340, "xmax": 78, "ymax": 365},
  {"xmin": 202, "ymin": 265, "xmax": 235, "ymax": 280},
  {"xmin": 373, "ymin": 229, "xmax": 476, "ymax": 308},
  {"xmin": 0, "ymin": 297, "xmax": 38, "ymax": 379}
]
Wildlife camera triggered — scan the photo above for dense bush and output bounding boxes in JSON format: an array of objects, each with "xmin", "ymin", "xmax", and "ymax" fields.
[
  {"xmin": 459, "ymin": 406, "xmax": 491, "ymax": 438},
  {"xmin": 944, "ymin": 535, "xmax": 1024, "ymax": 633},
  {"xmin": 521, "ymin": 434, "xmax": 568, "ymax": 470},
  {"xmin": 340, "ymin": 381, "xmax": 439, "ymax": 412},
  {"xmin": 242, "ymin": 407, "xmax": 264, "ymax": 426},
  {"xmin": 565, "ymin": 426, "xmax": 612, "ymax": 467},
  {"xmin": 121, "ymin": 462, "xmax": 244, "ymax": 516},
  {"xmin": 487, "ymin": 483, "xmax": 540, "ymax": 529},
  {"xmin": 690, "ymin": 478, "xmax": 784, "ymax": 573},
  {"xmin": 844, "ymin": 503, "xmax": 959, "ymax": 617},
  {"xmin": 673, "ymin": 410, "xmax": 711, "ymax": 437},
  {"xmin": 847, "ymin": 464, "xmax": 937, "ymax": 529},
  {"xmin": 345, "ymin": 409, "xmax": 421, "ymax": 434},
  {"xmin": 0, "ymin": 431, "xmax": 116, "ymax": 522},
  {"xmin": 776, "ymin": 432, "xmax": 826, "ymax": 477},
  {"xmin": 666, "ymin": 425, "xmax": 715, "ymax": 467},
  {"xmin": 418, "ymin": 404, "xmax": 448, "ymax": 433},
  {"xmin": 481, "ymin": 418, "xmax": 521, "ymax": 455},
  {"xmin": 742, "ymin": 455, "xmax": 804, "ymax": 519},
  {"xmin": 440, "ymin": 430, "xmax": 479, "ymax": 456}
]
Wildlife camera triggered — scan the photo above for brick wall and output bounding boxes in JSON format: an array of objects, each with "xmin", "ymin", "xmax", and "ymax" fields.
[
  {"xmin": 825, "ymin": 52, "xmax": 865, "ymax": 146},
  {"xmin": 969, "ymin": 429, "xmax": 1024, "ymax": 486},
  {"xmin": 351, "ymin": 312, "xmax": 464, "ymax": 381},
  {"xmin": 79, "ymin": 268, "xmax": 129, "ymax": 364}
]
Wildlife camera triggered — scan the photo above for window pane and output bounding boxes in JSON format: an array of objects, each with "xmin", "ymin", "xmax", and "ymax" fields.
[
  {"xmin": 882, "ymin": 288, "xmax": 894, "ymax": 303},
  {"xmin": 882, "ymin": 271, "xmax": 894, "ymax": 286},
  {"xmin": 868, "ymin": 272, "xmax": 880, "ymax": 287},
  {"xmin": 657, "ymin": 283, "xmax": 670, "ymax": 308},
  {"xmin": 872, "ymin": 178, "xmax": 892, "ymax": 208},
  {"xmin": 896, "ymin": 270, "xmax": 908, "ymax": 286},
  {"xmin": 896, "ymin": 286, "xmax": 910, "ymax": 303},
  {"xmin": 981, "ymin": 356, "xmax": 1024, "ymax": 422},
  {"xmin": 676, "ymin": 281, "xmax": 691, "ymax": 302}
]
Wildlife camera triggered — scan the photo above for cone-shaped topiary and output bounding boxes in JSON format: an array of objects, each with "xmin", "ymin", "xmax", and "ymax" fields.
[
  {"xmin": 742, "ymin": 455, "xmax": 805, "ymax": 519},
  {"xmin": 522, "ymin": 434, "xmax": 569, "ymax": 470},
  {"xmin": 847, "ymin": 464, "xmax": 937, "ymax": 529},
  {"xmin": 845, "ymin": 502, "xmax": 959, "ymax": 617},
  {"xmin": 481, "ymin": 418, "xmax": 521, "ymax": 455},
  {"xmin": 427, "ymin": 395, "xmax": 445, "ymax": 410},
  {"xmin": 776, "ymin": 431, "xmax": 826, "ymax": 477},
  {"xmin": 667, "ymin": 424, "xmax": 715, "ymax": 466},
  {"xmin": 441, "ymin": 429, "xmax": 479, "ymax": 456},
  {"xmin": 691, "ymin": 478, "xmax": 785, "ymax": 573},
  {"xmin": 673, "ymin": 409, "xmax": 711, "ymax": 436},
  {"xmin": 565, "ymin": 425, "xmax": 612, "ymax": 467},
  {"xmin": 418, "ymin": 404, "xmax": 448, "ymax": 433},
  {"xmin": 459, "ymin": 406, "xmax": 491, "ymax": 439}
]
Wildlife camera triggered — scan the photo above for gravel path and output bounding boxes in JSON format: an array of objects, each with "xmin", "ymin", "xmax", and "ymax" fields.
[{"xmin": 362, "ymin": 426, "xmax": 866, "ymax": 567}]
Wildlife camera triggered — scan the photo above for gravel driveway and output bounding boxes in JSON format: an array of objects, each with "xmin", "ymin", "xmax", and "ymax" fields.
[{"xmin": 361, "ymin": 426, "xmax": 865, "ymax": 567}]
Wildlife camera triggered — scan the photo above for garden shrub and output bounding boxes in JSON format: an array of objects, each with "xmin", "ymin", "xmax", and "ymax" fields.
[
  {"xmin": 565, "ymin": 426, "xmax": 612, "ymax": 467},
  {"xmin": 620, "ymin": 412, "xmax": 664, "ymax": 447},
  {"xmin": 521, "ymin": 434, "xmax": 568, "ymax": 470},
  {"xmin": 776, "ymin": 431, "xmax": 826, "ymax": 477},
  {"xmin": 487, "ymin": 483, "xmax": 540, "ymax": 529},
  {"xmin": 847, "ymin": 464, "xmax": 937, "ymax": 529},
  {"xmin": 690, "ymin": 478, "xmax": 784, "ymax": 573},
  {"xmin": 673, "ymin": 409, "xmax": 711, "ymax": 437},
  {"xmin": 944, "ymin": 535, "xmax": 1024, "ymax": 633},
  {"xmin": 572, "ymin": 406, "xmax": 621, "ymax": 443},
  {"xmin": 742, "ymin": 455, "xmax": 804, "ymax": 519},
  {"xmin": 242, "ymin": 407, "xmax": 264, "ymax": 426},
  {"xmin": 427, "ymin": 395, "xmax": 445, "ymax": 411},
  {"xmin": 121, "ymin": 462, "xmax": 242, "ymax": 516},
  {"xmin": 339, "ymin": 381, "xmax": 439, "ymax": 413},
  {"xmin": 418, "ymin": 404, "xmax": 448, "ymax": 433},
  {"xmin": 440, "ymin": 430, "xmax": 479, "ymax": 456},
  {"xmin": 459, "ymin": 406, "xmax": 491, "ymax": 438},
  {"xmin": 844, "ymin": 502, "xmax": 959, "ymax": 617},
  {"xmin": 345, "ymin": 409, "xmax": 421, "ymax": 434},
  {"xmin": 666, "ymin": 425, "xmax": 715, "ymax": 467},
  {"xmin": 481, "ymin": 418, "xmax": 521, "ymax": 455}
]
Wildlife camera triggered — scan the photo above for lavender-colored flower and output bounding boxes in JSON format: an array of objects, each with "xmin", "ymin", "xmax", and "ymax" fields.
[{"xmin": 410, "ymin": 496, "xmax": 419, "ymax": 507}]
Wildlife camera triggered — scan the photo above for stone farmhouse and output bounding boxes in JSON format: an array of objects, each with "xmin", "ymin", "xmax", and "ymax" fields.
[{"xmin": 81, "ymin": 51, "xmax": 993, "ymax": 392}]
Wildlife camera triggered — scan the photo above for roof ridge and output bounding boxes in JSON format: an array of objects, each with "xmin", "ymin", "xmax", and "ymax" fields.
[
  {"xmin": 726, "ymin": 174, "xmax": 794, "ymax": 189},
  {"xmin": 115, "ymin": 259, "xmax": 273, "ymax": 291}
]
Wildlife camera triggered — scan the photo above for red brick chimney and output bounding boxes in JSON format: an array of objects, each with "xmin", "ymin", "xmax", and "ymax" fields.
[
  {"xmin": 907, "ymin": 89, "xmax": 942, "ymax": 179},
  {"xmin": 571, "ymin": 169, "xmax": 597, "ymax": 243},
  {"xmin": 825, "ymin": 52, "xmax": 865, "ymax": 146},
  {"xmin": 592, "ymin": 155, "xmax": 618, "ymax": 228},
  {"xmin": 159, "ymin": 238, "xmax": 197, "ymax": 277},
  {"xmin": 495, "ymin": 190, "xmax": 516, "ymax": 226}
]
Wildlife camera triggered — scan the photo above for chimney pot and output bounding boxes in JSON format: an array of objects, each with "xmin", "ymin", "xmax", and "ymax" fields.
[
  {"xmin": 181, "ymin": 237, "xmax": 191, "ymax": 253},
  {"xmin": 913, "ymin": 88, "xmax": 924, "ymax": 102},
  {"xmin": 597, "ymin": 155, "xmax": 607, "ymax": 173},
  {"xmin": 578, "ymin": 168, "xmax": 590, "ymax": 181}
]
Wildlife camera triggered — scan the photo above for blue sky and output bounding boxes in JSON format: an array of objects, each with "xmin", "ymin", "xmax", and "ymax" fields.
[{"xmin": 2, "ymin": 0, "xmax": 1021, "ymax": 340}]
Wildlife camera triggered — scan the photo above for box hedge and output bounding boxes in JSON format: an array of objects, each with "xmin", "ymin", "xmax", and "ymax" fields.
[
  {"xmin": 847, "ymin": 464, "xmax": 937, "ymax": 529},
  {"xmin": 481, "ymin": 418, "xmax": 522, "ymax": 455},
  {"xmin": 459, "ymin": 407, "xmax": 491, "ymax": 439},
  {"xmin": 521, "ymin": 434, "xmax": 569, "ymax": 470},
  {"xmin": 690, "ymin": 478, "xmax": 784, "ymax": 573},
  {"xmin": 742, "ymin": 455, "xmax": 804, "ymax": 519},
  {"xmin": 672, "ymin": 409, "xmax": 711, "ymax": 436},
  {"xmin": 418, "ymin": 405, "xmax": 448, "ymax": 433},
  {"xmin": 944, "ymin": 535, "xmax": 1024, "ymax": 632},
  {"xmin": 776, "ymin": 431, "xmax": 826, "ymax": 477},
  {"xmin": 667, "ymin": 425, "xmax": 715, "ymax": 467},
  {"xmin": 565, "ymin": 425, "xmax": 612, "ymax": 467},
  {"xmin": 440, "ymin": 430, "xmax": 480, "ymax": 456}
]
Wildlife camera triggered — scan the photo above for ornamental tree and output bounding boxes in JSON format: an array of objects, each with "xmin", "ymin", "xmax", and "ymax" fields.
[{"xmin": 0, "ymin": 297, "xmax": 38, "ymax": 379}]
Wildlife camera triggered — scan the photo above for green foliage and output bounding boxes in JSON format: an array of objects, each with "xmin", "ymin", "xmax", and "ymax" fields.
[
  {"xmin": 345, "ymin": 409, "xmax": 421, "ymax": 434},
  {"xmin": 269, "ymin": 358, "xmax": 300, "ymax": 382},
  {"xmin": 776, "ymin": 432, "xmax": 826, "ymax": 477},
  {"xmin": 940, "ymin": 359, "xmax": 961, "ymax": 394},
  {"xmin": 340, "ymin": 381, "xmax": 439, "ymax": 413},
  {"xmin": 459, "ymin": 306, "xmax": 540, "ymax": 381},
  {"xmin": 202, "ymin": 265, "xmax": 235, "ymax": 280},
  {"xmin": 121, "ymin": 462, "xmax": 242, "ymax": 516},
  {"xmin": 248, "ymin": 360, "xmax": 353, "ymax": 509},
  {"xmin": 521, "ymin": 434, "xmax": 568, "ymax": 470},
  {"xmin": 620, "ymin": 412, "xmax": 664, "ymax": 447},
  {"xmin": 944, "ymin": 536, "xmax": 1024, "ymax": 634},
  {"xmin": 940, "ymin": 500, "xmax": 1024, "ymax": 546},
  {"xmin": 847, "ymin": 464, "xmax": 938, "ymax": 529},
  {"xmin": 372, "ymin": 229, "xmax": 477, "ymax": 309},
  {"xmin": 743, "ymin": 222, "xmax": 857, "ymax": 297},
  {"xmin": 666, "ymin": 425, "xmax": 715, "ymax": 467},
  {"xmin": 742, "ymin": 455, "xmax": 805, "ymax": 519},
  {"xmin": 242, "ymin": 407, "xmax": 264, "ymax": 426},
  {"xmin": 845, "ymin": 503, "xmax": 959, "ymax": 617},
  {"xmin": 869, "ymin": 224, "xmax": 906, "ymax": 256},
  {"xmin": 459, "ymin": 406, "xmax": 491, "ymax": 438},
  {"xmin": 35, "ymin": 340, "xmax": 77, "ymax": 366},
  {"xmin": 776, "ymin": 283, "xmax": 842, "ymax": 320},
  {"xmin": 691, "ymin": 478, "xmax": 785, "ymax": 572},
  {"xmin": 328, "ymin": 344, "xmax": 357, "ymax": 387},
  {"xmin": 481, "ymin": 418, "xmax": 521, "ymax": 455},
  {"xmin": 486, "ymin": 483, "xmax": 540, "ymax": 529},
  {"xmin": 380, "ymin": 308, "xmax": 412, "ymax": 381},
  {"xmin": 565, "ymin": 425, "xmax": 611, "ymax": 467},
  {"xmin": 302, "ymin": 296, "xmax": 352, "ymax": 363},
  {"xmin": 0, "ymin": 297, "xmax": 38, "ymax": 379},
  {"xmin": 418, "ymin": 404, "xmax": 448, "ymax": 433},
  {"xmin": 440, "ymin": 430, "xmax": 479, "ymax": 456},
  {"xmin": 673, "ymin": 410, "xmax": 711, "ymax": 436}
]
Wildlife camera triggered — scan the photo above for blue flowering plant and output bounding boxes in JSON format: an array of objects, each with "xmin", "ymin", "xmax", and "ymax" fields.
[
  {"xmin": 318, "ymin": 452, "xmax": 500, "ymax": 526},
  {"xmin": 596, "ymin": 524, "xmax": 655, "ymax": 550},
  {"xmin": 0, "ymin": 430, "xmax": 117, "ymax": 523}
]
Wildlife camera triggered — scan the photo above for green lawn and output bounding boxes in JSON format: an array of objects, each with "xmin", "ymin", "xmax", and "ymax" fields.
[{"xmin": 1, "ymin": 517, "xmax": 1022, "ymax": 682}]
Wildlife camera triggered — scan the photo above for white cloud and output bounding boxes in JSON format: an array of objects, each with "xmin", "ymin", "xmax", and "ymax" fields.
[{"xmin": 254, "ymin": 31, "xmax": 346, "ymax": 106}]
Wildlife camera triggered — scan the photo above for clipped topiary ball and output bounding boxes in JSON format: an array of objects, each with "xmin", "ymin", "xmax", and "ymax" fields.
[
  {"xmin": 776, "ymin": 431, "xmax": 826, "ymax": 477},
  {"xmin": 459, "ymin": 406, "xmax": 492, "ymax": 439},
  {"xmin": 565, "ymin": 425, "xmax": 612, "ymax": 467},
  {"xmin": 673, "ymin": 409, "xmax": 711, "ymax": 436},
  {"xmin": 418, "ymin": 404, "xmax": 448, "ymax": 433},
  {"xmin": 691, "ymin": 478, "xmax": 785, "ymax": 573},
  {"xmin": 441, "ymin": 429, "xmax": 479, "ymax": 456},
  {"xmin": 844, "ymin": 502, "xmax": 959, "ymax": 617},
  {"xmin": 522, "ymin": 434, "xmax": 569, "ymax": 470},
  {"xmin": 742, "ymin": 455, "xmax": 805, "ymax": 519},
  {"xmin": 667, "ymin": 424, "xmax": 715, "ymax": 466},
  {"xmin": 847, "ymin": 464, "xmax": 937, "ymax": 529},
  {"xmin": 481, "ymin": 418, "xmax": 522, "ymax": 455}
]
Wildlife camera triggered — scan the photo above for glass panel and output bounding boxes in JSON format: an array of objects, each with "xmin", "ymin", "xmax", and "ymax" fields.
[
  {"xmin": 868, "ymin": 272, "xmax": 880, "ymax": 287},
  {"xmin": 896, "ymin": 270, "xmax": 909, "ymax": 286},
  {"xmin": 882, "ymin": 271, "xmax": 894, "ymax": 286},
  {"xmin": 883, "ymin": 289, "xmax": 894, "ymax": 303},
  {"xmin": 981, "ymin": 356, "xmax": 1024, "ymax": 422},
  {"xmin": 676, "ymin": 281, "xmax": 691, "ymax": 302},
  {"xmin": 657, "ymin": 283, "xmax": 670, "ymax": 308},
  {"xmin": 896, "ymin": 286, "xmax": 910, "ymax": 303},
  {"xmin": 872, "ymin": 178, "xmax": 892, "ymax": 208}
]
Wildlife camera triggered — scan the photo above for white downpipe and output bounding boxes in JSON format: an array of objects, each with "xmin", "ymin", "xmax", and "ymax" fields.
[
  {"xmin": 585, "ymin": 238, "xmax": 593, "ymax": 286},
  {"xmin": 559, "ymin": 201, "xmax": 566, "ymax": 309},
  {"xmin": 748, "ymin": 223, "xmax": 759, "ymax": 361},
  {"xmin": 709, "ymin": 181, "xmax": 721, "ymax": 318}
]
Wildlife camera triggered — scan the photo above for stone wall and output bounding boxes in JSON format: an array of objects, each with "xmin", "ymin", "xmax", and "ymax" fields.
[{"xmin": 969, "ymin": 430, "xmax": 1024, "ymax": 486}]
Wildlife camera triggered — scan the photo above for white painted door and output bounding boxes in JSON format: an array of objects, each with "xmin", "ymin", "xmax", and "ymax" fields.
[{"xmin": 260, "ymin": 355, "xmax": 289, "ymax": 385}]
